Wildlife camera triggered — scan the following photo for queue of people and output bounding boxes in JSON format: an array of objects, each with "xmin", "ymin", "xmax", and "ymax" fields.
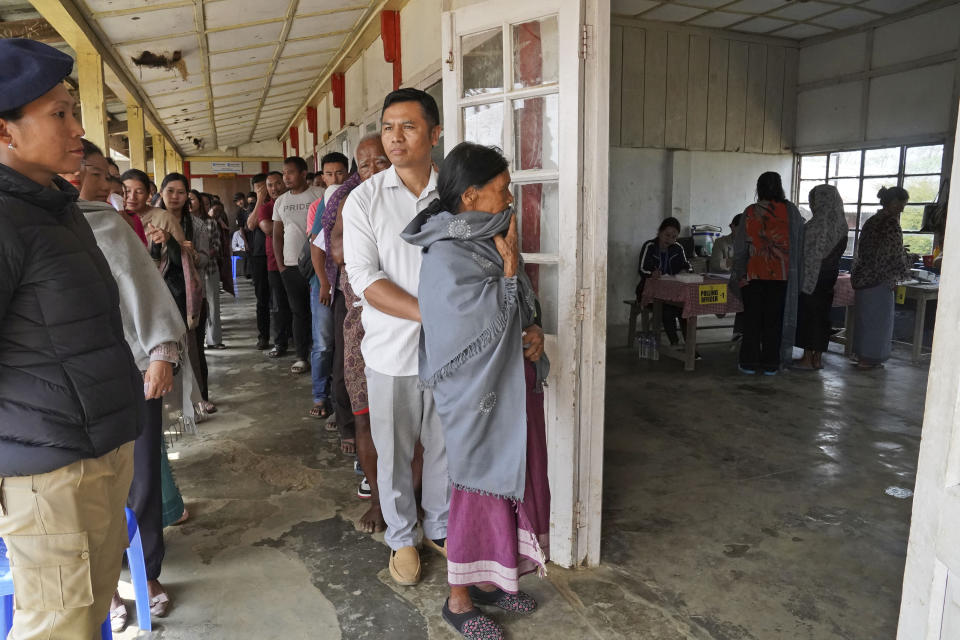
[
  {"xmin": 0, "ymin": 40, "xmax": 552, "ymax": 640},
  {"xmin": 637, "ymin": 171, "xmax": 921, "ymax": 374}
]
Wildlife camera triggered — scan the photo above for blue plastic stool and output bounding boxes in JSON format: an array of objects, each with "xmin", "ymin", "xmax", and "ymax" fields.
[
  {"xmin": 0, "ymin": 538, "xmax": 113, "ymax": 638},
  {"xmin": 231, "ymin": 254, "xmax": 241, "ymax": 298},
  {"xmin": 124, "ymin": 507, "xmax": 152, "ymax": 632}
]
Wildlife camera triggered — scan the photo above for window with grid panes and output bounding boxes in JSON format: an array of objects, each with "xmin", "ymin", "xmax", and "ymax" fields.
[{"xmin": 796, "ymin": 144, "xmax": 943, "ymax": 257}]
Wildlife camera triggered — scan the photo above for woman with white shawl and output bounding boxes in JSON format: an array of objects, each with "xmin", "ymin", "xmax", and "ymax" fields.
[{"xmin": 795, "ymin": 185, "xmax": 848, "ymax": 370}]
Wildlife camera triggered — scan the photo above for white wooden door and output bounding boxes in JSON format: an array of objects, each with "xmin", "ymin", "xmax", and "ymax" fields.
[
  {"xmin": 441, "ymin": 0, "xmax": 609, "ymax": 567},
  {"xmin": 898, "ymin": 123, "xmax": 960, "ymax": 637}
]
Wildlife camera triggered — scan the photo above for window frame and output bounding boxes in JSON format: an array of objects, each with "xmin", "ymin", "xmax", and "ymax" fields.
[{"xmin": 794, "ymin": 143, "xmax": 944, "ymax": 257}]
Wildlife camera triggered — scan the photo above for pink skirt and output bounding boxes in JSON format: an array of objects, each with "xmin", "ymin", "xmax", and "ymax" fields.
[{"xmin": 446, "ymin": 361, "xmax": 551, "ymax": 593}]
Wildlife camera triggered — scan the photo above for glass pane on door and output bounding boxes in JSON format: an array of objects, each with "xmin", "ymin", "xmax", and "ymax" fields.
[
  {"xmin": 512, "ymin": 16, "xmax": 559, "ymax": 89},
  {"xmin": 524, "ymin": 262, "xmax": 558, "ymax": 334},
  {"xmin": 463, "ymin": 103, "xmax": 504, "ymax": 148},
  {"xmin": 515, "ymin": 182, "xmax": 559, "ymax": 254},
  {"xmin": 513, "ymin": 95, "xmax": 559, "ymax": 171},
  {"xmin": 462, "ymin": 28, "xmax": 504, "ymax": 97}
]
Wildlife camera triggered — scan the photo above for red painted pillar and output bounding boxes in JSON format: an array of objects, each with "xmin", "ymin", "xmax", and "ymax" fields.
[
  {"xmin": 381, "ymin": 11, "xmax": 402, "ymax": 91},
  {"xmin": 261, "ymin": 161, "xmax": 269, "ymax": 174},
  {"xmin": 183, "ymin": 161, "xmax": 191, "ymax": 179},
  {"xmin": 306, "ymin": 106, "xmax": 318, "ymax": 171},
  {"xmin": 289, "ymin": 126, "xmax": 300, "ymax": 157},
  {"xmin": 331, "ymin": 73, "xmax": 346, "ymax": 129}
]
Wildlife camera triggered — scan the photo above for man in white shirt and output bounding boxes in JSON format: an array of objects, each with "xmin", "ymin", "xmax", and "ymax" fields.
[
  {"xmin": 343, "ymin": 89, "xmax": 448, "ymax": 586},
  {"xmin": 273, "ymin": 156, "xmax": 326, "ymax": 374}
]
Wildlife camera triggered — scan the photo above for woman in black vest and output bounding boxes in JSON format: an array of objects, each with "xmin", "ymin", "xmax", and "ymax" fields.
[{"xmin": 0, "ymin": 39, "xmax": 148, "ymax": 639}]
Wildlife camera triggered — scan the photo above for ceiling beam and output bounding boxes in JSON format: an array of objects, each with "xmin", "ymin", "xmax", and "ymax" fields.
[
  {"xmin": 0, "ymin": 16, "xmax": 60, "ymax": 41},
  {"xmin": 281, "ymin": 0, "xmax": 405, "ymax": 140},
  {"xmin": 190, "ymin": 0, "xmax": 217, "ymax": 152},
  {"xmin": 247, "ymin": 0, "xmax": 301, "ymax": 148},
  {"xmin": 29, "ymin": 0, "xmax": 186, "ymax": 156}
]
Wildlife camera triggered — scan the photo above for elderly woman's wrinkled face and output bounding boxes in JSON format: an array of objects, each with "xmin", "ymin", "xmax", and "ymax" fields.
[{"xmin": 466, "ymin": 170, "xmax": 513, "ymax": 215}]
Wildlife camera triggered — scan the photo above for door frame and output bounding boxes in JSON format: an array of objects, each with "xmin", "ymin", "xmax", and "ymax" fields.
[
  {"xmin": 576, "ymin": 0, "xmax": 609, "ymax": 567},
  {"xmin": 897, "ymin": 113, "xmax": 960, "ymax": 638},
  {"xmin": 440, "ymin": 0, "xmax": 609, "ymax": 568}
]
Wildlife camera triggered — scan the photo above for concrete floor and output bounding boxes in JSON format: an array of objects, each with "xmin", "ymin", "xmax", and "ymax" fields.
[{"xmin": 117, "ymin": 285, "xmax": 927, "ymax": 639}]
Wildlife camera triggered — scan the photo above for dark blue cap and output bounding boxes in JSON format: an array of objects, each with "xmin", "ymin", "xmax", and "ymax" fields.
[{"xmin": 0, "ymin": 39, "xmax": 74, "ymax": 113}]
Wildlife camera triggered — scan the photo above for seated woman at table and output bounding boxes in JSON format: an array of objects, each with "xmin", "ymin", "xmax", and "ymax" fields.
[
  {"xmin": 730, "ymin": 171, "xmax": 804, "ymax": 375},
  {"xmin": 795, "ymin": 185, "xmax": 848, "ymax": 370},
  {"xmin": 851, "ymin": 186, "xmax": 918, "ymax": 370},
  {"xmin": 708, "ymin": 214, "xmax": 741, "ymax": 273},
  {"xmin": 636, "ymin": 217, "xmax": 692, "ymax": 346}
]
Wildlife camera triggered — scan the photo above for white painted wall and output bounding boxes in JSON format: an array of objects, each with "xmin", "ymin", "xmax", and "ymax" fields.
[
  {"xmin": 364, "ymin": 36, "xmax": 395, "ymax": 115},
  {"xmin": 237, "ymin": 140, "xmax": 283, "ymax": 157},
  {"xmin": 401, "ymin": 0, "xmax": 443, "ymax": 84},
  {"xmin": 606, "ymin": 147, "xmax": 793, "ymax": 339},
  {"xmin": 795, "ymin": 3, "xmax": 960, "ymax": 151},
  {"xmin": 345, "ymin": 61, "xmax": 364, "ymax": 125}
]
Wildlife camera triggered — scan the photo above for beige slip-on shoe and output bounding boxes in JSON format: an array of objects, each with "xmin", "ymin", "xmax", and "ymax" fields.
[{"xmin": 389, "ymin": 546, "xmax": 422, "ymax": 586}]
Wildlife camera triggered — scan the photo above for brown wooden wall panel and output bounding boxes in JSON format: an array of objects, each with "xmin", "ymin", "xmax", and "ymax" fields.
[
  {"xmin": 610, "ymin": 25, "xmax": 623, "ymax": 147},
  {"xmin": 664, "ymin": 31, "xmax": 689, "ymax": 148},
  {"xmin": 612, "ymin": 24, "xmax": 797, "ymax": 155},
  {"xmin": 643, "ymin": 29, "xmax": 667, "ymax": 148},
  {"xmin": 762, "ymin": 47, "xmax": 786, "ymax": 154},
  {"xmin": 706, "ymin": 37, "xmax": 729, "ymax": 151},
  {"xmin": 780, "ymin": 47, "xmax": 798, "ymax": 152},
  {"xmin": 686, "ymin": 35, "xmax": 710, "ymax": 151},
  {"xmin": 743, "ymin": 44, "xmax": 768, "ymax": 153},
  {"xmin": 620, "ymin": 27, "xmax": 645, "ymax": 147},
  {"xmin": 725, "ymin": 41, "xmax": 749, "ymax": 152}
]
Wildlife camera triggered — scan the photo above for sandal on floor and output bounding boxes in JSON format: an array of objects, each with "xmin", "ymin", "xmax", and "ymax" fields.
[
  {"xmin": 309, "ymin": 401, "xmax": 331, "ymax": 419},
  {"xmin": 149, "ymin": 591, "xmax": 171, "ymax": 618},
  {"xmin": 442, "ymin": 599, "xmax": 504, "ymax": 640},
  {"xmin": 291, "ymin": 360, "xmax": 308, "ymax": 374},
  {"xmin": 468, "ymin": 585, "xmax": 537, "ymax": 613},
  {"xmin": 110, "ymin": 601, "xmax": 128, "ymax": 632}
]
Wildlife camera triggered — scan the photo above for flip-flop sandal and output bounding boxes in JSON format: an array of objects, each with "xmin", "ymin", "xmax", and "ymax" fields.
[
  {"xmin": 468, "ymin": 586, "xmax": 537, "ymax": 613},
  {"xmin": 442, "ymin": 599, "xmax": 504, "ymax": 640},
  {"xmin": 291, "ymin": 360, "xmax": 308, "ymax": 374},
  {"xmin": 309, "ymin": 401, "xmax": 331, "ymax": 419},
  {"xmin": 110, "ymin": 602, "xmax": 128, "ymax": 632},
  {"xmin": 149, "ymin": 592, "xmax": 171, "ymax": 618}
]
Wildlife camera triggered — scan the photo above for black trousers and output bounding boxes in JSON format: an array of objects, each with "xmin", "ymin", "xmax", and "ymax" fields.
[
  {"xmin": 332, "ymin": 290, "xmax": 355, "ymax": 441},
  {"xmin": 280, "ymin": 268, "xmax": 311, "ymax": 361},
  {"xmin": 250, "ymin": 255, "xmax": 271, "ymax": 343},
  {"xmin": 797, "ymin": 271, "xmax": 838, "ymax": 352},
  {"xmin": 128, "ymin": 398, "xmax": 164, "ymax": 580},
  {"xmin": 739, "ymin": 280, "xmax": 788, "ymax": 371},
  {"xmin": 662, "ymin": 304, "xmax": 687, "ymax": 345},
  {"xmin": 268, "ymin": 269, "xmax": 292, "ymax": 350}
]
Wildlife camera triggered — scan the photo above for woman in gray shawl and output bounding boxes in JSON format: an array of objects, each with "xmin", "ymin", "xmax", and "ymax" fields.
[
  {"xmin": 403, "ymin": 143, "xmax": 550, "ymax": 640},
  {"xmin": 729, "ymin": 171, "xmax": 805, "ymax": 374},
  {"xmin": 794, "ymin": 185, "xmax": 848, "ymax": 370},
  {"xmin": 75, "ymin": 140, "xmax": 186, "ymax": 627}
]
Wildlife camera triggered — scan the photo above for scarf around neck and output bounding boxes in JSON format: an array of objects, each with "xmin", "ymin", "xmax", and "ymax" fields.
[
  {"xmin": 802, "ymin": 184, "xmax": 848, "ymax": 294},
  {"xmin": 401, "ymin": 208, "xmax": 549, "ymax": 500}
]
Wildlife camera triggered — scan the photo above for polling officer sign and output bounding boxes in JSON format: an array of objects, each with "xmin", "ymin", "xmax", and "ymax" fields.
[{"xmin": 699, "ymin": 283, "xmax": 727, "ymax": 305}]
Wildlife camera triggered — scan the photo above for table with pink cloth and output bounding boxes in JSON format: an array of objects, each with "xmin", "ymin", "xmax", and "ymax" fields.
[
  {"xmin": 638, "ymin": 276, "xmax": 743, "ymax": 371},
  {"xmin": 640, "ymin": 276, "xmax": 744, "ymax": 318}
]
